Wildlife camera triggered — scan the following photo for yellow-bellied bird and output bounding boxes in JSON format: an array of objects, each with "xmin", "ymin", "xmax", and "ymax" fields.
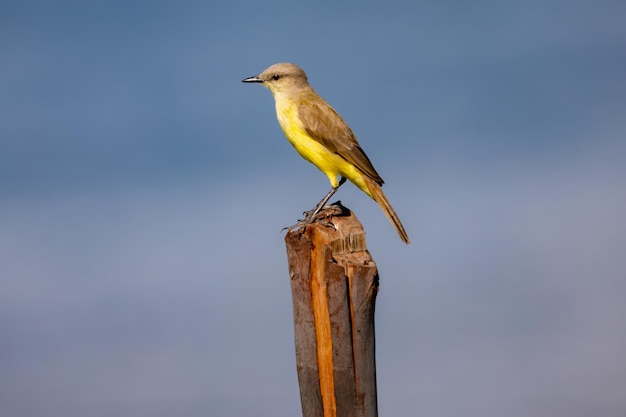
[{"xmin": 242, "ymin": 63, "xmax": 409, "ymax": 244}]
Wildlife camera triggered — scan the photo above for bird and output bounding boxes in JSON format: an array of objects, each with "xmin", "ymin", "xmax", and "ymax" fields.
[{"xmin": 242, "ymin": 62, "xmax": 410, "ymax": 244}]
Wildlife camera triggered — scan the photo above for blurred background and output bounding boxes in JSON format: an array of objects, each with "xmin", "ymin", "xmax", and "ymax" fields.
[{"xmin": 1, "ymin": 1, "xmax": 625, "ymax": 416}]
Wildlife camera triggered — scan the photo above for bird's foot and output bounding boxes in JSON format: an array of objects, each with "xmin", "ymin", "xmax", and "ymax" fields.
[
  {"xmin": 282, "ymin": 215, "xmax": 336, "ymax": 234},
  {"xmin": 283, "ymin": 203, "xmax": 344, "ymax": 234}
]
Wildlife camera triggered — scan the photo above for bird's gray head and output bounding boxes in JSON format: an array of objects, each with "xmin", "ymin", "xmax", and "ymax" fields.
[{"xmin": 242, "ymin": 62, "xmax": 311, "ymax": 94}]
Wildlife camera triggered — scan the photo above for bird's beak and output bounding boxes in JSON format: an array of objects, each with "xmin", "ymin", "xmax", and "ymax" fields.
[{"xmin": 242, "ymin": 75, "xmax": 263, "ymax": 83}]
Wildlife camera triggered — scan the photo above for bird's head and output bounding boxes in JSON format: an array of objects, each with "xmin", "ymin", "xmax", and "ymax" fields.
[{"xmin": 242, "ymin": 62, "xmax": 310, "ymax": 95}]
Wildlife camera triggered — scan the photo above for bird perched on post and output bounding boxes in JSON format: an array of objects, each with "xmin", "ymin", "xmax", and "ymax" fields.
[{"xmin": 242, "ymin": 62, "xmax": 410, "ymax": 244}]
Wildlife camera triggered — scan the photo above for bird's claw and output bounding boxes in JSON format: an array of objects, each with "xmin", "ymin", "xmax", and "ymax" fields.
[
  {"xmin": 313, "ymin": 218, "xmax": 337, "ymax": 230},
  {"xmin": 284, "ymin": 205, "xmax": 340, "ymax": 234}
]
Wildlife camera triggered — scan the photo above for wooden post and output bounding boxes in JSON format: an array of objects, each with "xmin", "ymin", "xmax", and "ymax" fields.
[{"xmin": 285, "ymin": 203, "xmax": 379, "ymax": 417}]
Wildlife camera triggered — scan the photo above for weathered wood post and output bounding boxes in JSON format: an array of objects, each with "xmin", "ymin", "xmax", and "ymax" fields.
[{"xmin": 285, "ymin": 203, "xmax": 379, "ymax": 417}]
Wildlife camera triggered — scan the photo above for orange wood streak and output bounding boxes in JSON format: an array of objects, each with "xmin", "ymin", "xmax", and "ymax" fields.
[{"xmin": 310, "ymin": 230, "xmax": 337, "ymax": 417}]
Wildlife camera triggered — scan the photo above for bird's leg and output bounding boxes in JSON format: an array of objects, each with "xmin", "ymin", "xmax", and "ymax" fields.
[
  {"xmin": 283, "ymin": 177, "xmax": 346, "ymax": 234},
  {"xmin": 304, "ymin": 177, "xmax": 347, "ymax": 222}
]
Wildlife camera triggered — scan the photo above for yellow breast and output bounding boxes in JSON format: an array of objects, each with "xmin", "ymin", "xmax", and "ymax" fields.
[{"xmin": 272, "ymin": 95, "xmax": 370, "ymax": 194}]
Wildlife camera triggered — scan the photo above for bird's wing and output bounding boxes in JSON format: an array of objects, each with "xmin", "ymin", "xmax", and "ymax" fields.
[{"xmin": 298, "ymin": 98, "xmax": 384, "ymax": 184}]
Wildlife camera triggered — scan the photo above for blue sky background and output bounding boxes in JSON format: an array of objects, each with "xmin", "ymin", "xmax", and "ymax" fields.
[{"xmin": 1, "ymin": 1, "xmax": 625, "ymax": 416}]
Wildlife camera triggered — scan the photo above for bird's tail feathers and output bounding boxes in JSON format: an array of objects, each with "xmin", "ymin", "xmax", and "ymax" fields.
[{"xmin": 364, "ymin": 177, "xmax": 410, "ymax": 244}]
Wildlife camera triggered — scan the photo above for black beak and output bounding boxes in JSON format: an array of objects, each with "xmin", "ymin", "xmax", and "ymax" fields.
[{"xmin": 242, "ymin": 75, "xmax": 263, "ymax": 83}]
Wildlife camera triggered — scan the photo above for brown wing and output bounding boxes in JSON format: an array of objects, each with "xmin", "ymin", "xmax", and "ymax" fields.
[{"xmin": 297, "ymin": 94, "xmax": 384, "ymax": 185}]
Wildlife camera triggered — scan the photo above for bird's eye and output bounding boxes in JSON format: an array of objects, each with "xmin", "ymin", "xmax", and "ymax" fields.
[{"xmin": 272, "ymin": 74, "xmax": 280, "ymax": 80}]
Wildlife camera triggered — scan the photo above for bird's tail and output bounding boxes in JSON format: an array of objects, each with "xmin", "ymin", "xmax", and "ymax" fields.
[{"xmin": 364, "ymin": 176, "xmax": 410, "ymax": 244}]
